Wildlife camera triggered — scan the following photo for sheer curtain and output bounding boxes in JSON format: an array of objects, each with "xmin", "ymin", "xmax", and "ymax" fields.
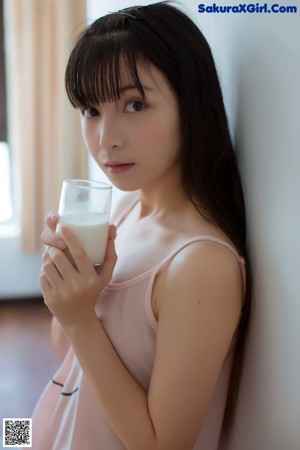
[{"xmin": 5, "ymin": 0, "xmax": 87, "ymax": 251}]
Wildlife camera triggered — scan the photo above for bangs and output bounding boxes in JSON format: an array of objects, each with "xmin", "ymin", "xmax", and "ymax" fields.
[{"xmin": 65, "ymin": 30, "xmax": 147, "ymax": 108}]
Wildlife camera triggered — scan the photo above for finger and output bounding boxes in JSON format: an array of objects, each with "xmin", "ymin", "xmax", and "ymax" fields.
[
  {"xmin": 45, "ymin": 212, "xmax": 59, "ymax": 231},
  {"xmin": 41, "ymin": 211, "xmax": 66, "ymax": 249},
  {"xmin": 98, "ymin": 225, "xmax": 118, "ymax": 283},
  {"xmin": 107, "ymin": 224, "xmax": 117, "ymax": 241},
  {"xmin": 41, "ymin": 228, "xmax": 66, "ymax": 250},
  {"xmin": 59, "ymin": 226, "xmax": 94, "ymax": 275},
  {"xmin": 39, "ymin": 272, "xmax": 52, "ymax": 297},
  {"xmin": 46, "ymin": 247, "xmax": 74, "ymax": 279},
  {"xmin": 42, "ymin": 260, "xmax": 63, "ymax": 286},
  {"xmin": 42, "ymin": 249, "xmax": 51, "ymax": 265}
]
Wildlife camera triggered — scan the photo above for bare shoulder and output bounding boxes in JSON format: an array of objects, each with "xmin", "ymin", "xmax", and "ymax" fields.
[
  {"xmin": 172, "ymin": 238, "xmax": 243, "ymax": 289},
  {"xmin": 155, "ymin": 239, "xmax": 243, "ymax": 323},
  {"xmin": 111, "ymin": 190, "xmax": 139, "ymax": 223}
]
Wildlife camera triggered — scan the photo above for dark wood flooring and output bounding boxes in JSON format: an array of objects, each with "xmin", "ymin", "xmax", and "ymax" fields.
[{"xmin": 0, "ymin": 299, "xmax": 61, "ymax": 422}]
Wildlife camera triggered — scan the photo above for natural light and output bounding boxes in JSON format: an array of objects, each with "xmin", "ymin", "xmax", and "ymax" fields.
[{"xmin": 0, "ymin": 141, "xmax": 13, "ymax": 222}]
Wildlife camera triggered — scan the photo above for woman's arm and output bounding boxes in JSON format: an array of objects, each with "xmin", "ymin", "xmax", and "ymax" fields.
[
  {"xmin": 146, "ymin": 241, "xmax": 243, "ymax": 449},
  {"xmin": 50, "ymin": 316, "xmax": 70, "ymax": 359}
]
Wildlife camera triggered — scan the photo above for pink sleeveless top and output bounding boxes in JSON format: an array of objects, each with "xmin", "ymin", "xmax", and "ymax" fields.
[{"xmin": 30, "ymin": 201, "xmax": 245, "ymax": 450}]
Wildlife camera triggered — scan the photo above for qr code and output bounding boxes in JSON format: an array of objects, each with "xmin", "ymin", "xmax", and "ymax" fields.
[{"xmin": 3, "ymin": 418, "xmax": 32, "ymax": 448}]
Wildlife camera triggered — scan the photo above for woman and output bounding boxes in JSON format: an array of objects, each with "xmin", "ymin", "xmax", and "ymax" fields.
[{"xmin": 36, "ymin": 3, "xmax": 252, "ymax": 449}]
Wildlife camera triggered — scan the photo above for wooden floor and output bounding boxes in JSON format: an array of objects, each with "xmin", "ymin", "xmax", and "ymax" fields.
[{"xmin": 0, "ymin": 299, "xmax": 61, "ymax": 422}]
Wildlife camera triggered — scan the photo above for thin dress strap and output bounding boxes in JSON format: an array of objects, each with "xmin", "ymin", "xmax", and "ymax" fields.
[
  {"xmin": 156, "ymin": 235, "xmax": 245, "ymax": 267},
  {"xmin": 105, "ymin": 232, "xmax": 246, "ymax": 332},
  {"xmin": 113, "ymin": 198, "xmax": 139, "ymax": 228},
  {"xmin": 144, "ymin": 236, "xmax": 247, "ymax": 330},
  {"xmin": 152, "ymin": 235, "xmax": 246, "ymax": 293}
]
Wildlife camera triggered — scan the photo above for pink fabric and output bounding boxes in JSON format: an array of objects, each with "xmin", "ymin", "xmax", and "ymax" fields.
[{"xmin": 30, "ymin": 205, "xmax": 245, "ymax": 450}]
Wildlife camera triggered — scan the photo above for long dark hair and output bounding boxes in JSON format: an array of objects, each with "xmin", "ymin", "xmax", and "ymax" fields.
[{"xmin": 65, "ymin": 1, "xmax": 252, "ymax": 441}]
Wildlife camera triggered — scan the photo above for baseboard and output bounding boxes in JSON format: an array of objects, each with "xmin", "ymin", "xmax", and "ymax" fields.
[{"xmin": 0, "ymin": 296, "xmax": 44, "ymax": 305}]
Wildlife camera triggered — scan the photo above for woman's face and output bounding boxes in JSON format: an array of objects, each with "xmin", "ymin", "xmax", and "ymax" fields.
[{"xmin": 80, "ymin": 62, "xmax": 182, "ymax": 193}]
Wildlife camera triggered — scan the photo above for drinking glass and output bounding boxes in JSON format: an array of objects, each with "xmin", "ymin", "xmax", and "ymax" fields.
[{"xmin": 57, "ymin": 179, "xmax": 112, "ymax": 266}]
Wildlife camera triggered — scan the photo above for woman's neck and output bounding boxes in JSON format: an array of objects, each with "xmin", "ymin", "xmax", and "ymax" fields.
[{"xmin": 137, "ymin": 176, "xmax": 189, "ymax": 219}]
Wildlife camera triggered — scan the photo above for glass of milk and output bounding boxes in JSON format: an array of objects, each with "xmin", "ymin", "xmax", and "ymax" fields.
[{"xmin": 57, "ymin": 179, "xmax": 112, "ymax": 266}]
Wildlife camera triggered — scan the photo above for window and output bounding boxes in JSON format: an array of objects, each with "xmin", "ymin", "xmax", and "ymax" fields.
[
  {"xmin": 0, "ymin": 0, "xmax": 13, "ymax": 223},
  {"xmin": 0, "ymin": 142, "xmax": 12, "ymax": 221}
]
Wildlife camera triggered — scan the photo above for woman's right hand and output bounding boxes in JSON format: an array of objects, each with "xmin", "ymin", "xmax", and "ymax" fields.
[
  {"xmin": 41, "ymin": 214, "xmax": 71, "ymax": 357},
  {"xmin": 41, "ymin": 212, "xmax": 66, "ymax": 250}
]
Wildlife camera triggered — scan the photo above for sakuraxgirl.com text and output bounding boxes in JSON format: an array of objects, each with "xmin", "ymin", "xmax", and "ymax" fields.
[{"xmin": 198, "ymin": 3, "xmax": 297, "ymax": 13}]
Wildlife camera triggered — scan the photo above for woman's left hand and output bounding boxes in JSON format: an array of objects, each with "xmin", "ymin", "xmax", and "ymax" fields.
[{"xmin": 40, "ymin": 224, "xmax": 117, "ymax": 331}]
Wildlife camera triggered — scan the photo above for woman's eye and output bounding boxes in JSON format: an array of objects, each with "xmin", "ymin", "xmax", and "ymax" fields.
[
  {"xmin": 125, "ymin": 101, "xmax": 145, "ymax": 113},
  {"xmin": 82, "ymin": 107, "xmax": 99, "ymax": 118}
]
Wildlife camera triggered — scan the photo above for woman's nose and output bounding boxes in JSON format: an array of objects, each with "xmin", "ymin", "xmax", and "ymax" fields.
[{"xmin": 98, "ymin": 114, "xmax": 124, "ymax": 150}]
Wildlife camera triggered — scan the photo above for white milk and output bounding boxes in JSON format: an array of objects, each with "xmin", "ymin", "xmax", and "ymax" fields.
[{"xmin": 57, "ymin": 212, "xmax": 109, "ymax": 266}]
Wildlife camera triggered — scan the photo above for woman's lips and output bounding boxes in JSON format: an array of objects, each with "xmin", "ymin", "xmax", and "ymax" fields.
[{"xmin": 105, "ymin": 163, "xmax": 135, "ymax": 174}]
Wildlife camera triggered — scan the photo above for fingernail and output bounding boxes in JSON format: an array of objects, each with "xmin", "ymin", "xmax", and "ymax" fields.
[
  {"xmin": 60, "ymin": 225, "xmax": 69, "ymax": 234},
  {"xmin": 47, "ymin": 246, "xmax": 55, "ymax": 256},
  {"xmin": 49, "ymin": 212, "xmax": 57, "ymax": 222},
  {"xmin": 57, "ymin": 239, "xmax": 66, "ymax": 249}
]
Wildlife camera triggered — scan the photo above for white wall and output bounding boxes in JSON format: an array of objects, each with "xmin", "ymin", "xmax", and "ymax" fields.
[
  {"xmin": 206, "ymin": 12, "xmax": 300, "ymax": 450},
  {"xmin": 88, "ymin": 1, "xmax": 300, "ymax": 449}
]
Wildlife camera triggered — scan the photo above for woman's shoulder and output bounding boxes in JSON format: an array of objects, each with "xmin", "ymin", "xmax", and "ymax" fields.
[{"xmin": 153, "ymin": 234, "xmax": 244, "ymax": 321}]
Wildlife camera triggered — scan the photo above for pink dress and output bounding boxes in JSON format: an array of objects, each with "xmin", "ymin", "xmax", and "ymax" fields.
[{"xmin": 30, "ymin": 204, "xmax": 245, "ymax": 450}]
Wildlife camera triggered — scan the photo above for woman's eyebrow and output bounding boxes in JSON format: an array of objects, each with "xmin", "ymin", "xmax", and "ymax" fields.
[{"xmin": 119, "ymin": 84, "xmax": 154, "ymax": 94}]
